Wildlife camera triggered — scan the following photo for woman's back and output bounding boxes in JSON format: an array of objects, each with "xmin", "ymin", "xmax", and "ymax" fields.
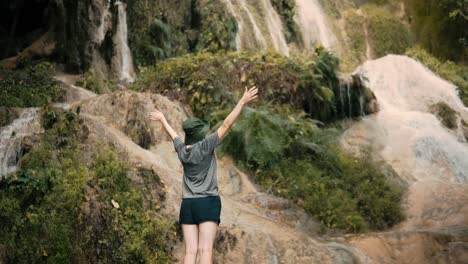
[{"xmin": 173, "ymin": 131, "xmax": 222, "ymax": 198}]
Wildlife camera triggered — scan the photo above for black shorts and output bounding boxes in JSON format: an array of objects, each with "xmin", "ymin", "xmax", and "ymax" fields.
[{"xmin": 179, "ymin": 195, "xmax": 222, "ymax": 225}]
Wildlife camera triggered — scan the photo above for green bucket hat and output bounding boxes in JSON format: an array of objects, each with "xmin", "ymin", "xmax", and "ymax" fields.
[{"xmin": 182, "ymin": 117, "xmax": 210, "ymax": 145}]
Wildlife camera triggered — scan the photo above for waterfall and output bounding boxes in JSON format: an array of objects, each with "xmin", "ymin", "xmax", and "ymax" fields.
[
  {"xmin": 349, "ymin": 55, "xmax": 468, "ymax": 183},
  {"xmin": 260, "ymin": 0, "xmax": 289, "ymax": 55},
  {"xmin": 346, "ymin": 82, "xmax": 352, "ymax": 116},
  {"xmin": 113, "ymin": 1, "xmax": 135, "ymax": 83},
  {"xmin": 294, "ymin": 0, "xmax": 337, "ymax": 50},
  {"xmin": 239, "ymin": 0, "xmax": 268, "ymax": 49},
  {"xmin": 0, "ymin": 108, "xmax": 42, "ymax": 178},
  {"xmin": 222, "ymin": 0, "xmax": 289, "ymax": 55}
]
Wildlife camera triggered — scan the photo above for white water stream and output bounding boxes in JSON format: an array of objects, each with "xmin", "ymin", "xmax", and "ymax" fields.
[
  {"xmin": 0, "ymin": 108, "xmax": 42, "ymax": 178},
  {"xmin": 113, "ymin": 1, "xmax": 135, "ymax": 82},
  {"xmin": 294, "ymin": 0, "xmax": 337, "ymax": 50},
  {"xmin": 346, "ymin": 55, "xmax": 468, "ymax": 184},
  {"xmin": 223, "ymin": 0, "xmax": 289, "ymax": 55}
]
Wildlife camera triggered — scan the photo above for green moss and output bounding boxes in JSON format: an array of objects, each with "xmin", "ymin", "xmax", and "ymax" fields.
[
  {"xmin": 363, "ymin": 5, "xmax": 411, "ymax": 58},
  {"xmin": 214, "ymin": 105, "xmax": 404, "ymax": 232},
  {"xmin": 406, "ymin": 46, "xmax": 468, "ymax": 106},
  {"xmin": 0, "ymin": 62, "xmax": 63, "ymax": 107},
  {"xmin": 76, "ymin": 70, "xmax": 119, "ymax": 94},
  {"xmin": 404, "ymin": 0, "xmax": 468, "ymax": 62},
  {"xmin": 132, "ymin": 49, "xmax": 340, "ymax": 122},
  {"xmin": 430, "ymin": 101, "xmax": 458, "ymax": 129},
  {"xmin": 343, "ymin": 9, "xmax": 367, "ymax": 67},
  {"xmin": 0, "ymin": 108, "xmax": 177, "ymax": 262}
]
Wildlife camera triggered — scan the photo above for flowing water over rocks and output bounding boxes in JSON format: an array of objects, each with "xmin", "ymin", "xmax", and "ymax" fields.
[
  {"xmin": 222, "ymin": 0, "xmax": 289, "ymax": 55},
  {"xmin": 0, "ymin": 108, "xmax": 42, "ymax": 178},
  {"xmin": 294, "ymin": 0, "xmax": 337, "ymax": 50},
  {"xmin": 341, "ymin": 55, "xmax": 468, "ymax": 263}
]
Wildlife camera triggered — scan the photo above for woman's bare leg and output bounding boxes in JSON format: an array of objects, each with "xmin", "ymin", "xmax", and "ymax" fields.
[
  {"xmin": 182, "ymin": 224, "xmax": 199, "ymax": 264},
  {"xmin": 198, "ymin": 221, "xmax": 218, "ymax": 264}
]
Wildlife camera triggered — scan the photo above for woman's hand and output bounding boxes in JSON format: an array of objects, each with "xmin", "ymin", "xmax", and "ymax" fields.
[
  {"xmin": 149, "ymin": 110, "xmax": 165, "ymax": 122},
  {"xmin": 240, "ymin": 86, "xmax": 258, "ymax": 105}
]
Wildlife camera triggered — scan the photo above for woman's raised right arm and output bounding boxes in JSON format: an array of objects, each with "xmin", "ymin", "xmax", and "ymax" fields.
[{"xmin": 217, "ymin": 86, "xmax": 258, "ymax": 140}]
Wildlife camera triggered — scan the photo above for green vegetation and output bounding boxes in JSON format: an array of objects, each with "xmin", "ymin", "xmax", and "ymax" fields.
[
  {"xmin": 404, "ymin": 0, "xmax": 468, "ymax": 62},
  {"xmin": 430, "ymin": 102, "xmax": 458, "ymax": 129},
  {"xmin": 343, "ymin": 9, "xmax": 367, "ymax": 68},
  {"xmin": 132, "ymin": 49, "xmax": 340, "ymax": 122},
  {"xmin": 212, "ymin": 105, "xmax": 404, "ymax": 232},
  {"xmin": 363, "ymin": 5, "xmax": 411, "ymax": 58},
  {"xmin": 0, "ymin": 107, "xmax": 18, "ymax": 127},
  {"xmin": 127, "ymin": 0, "xmax": 238, "ymax": 66},
  {"xmin": 270, "ymin": 0, "xmax": 301, "ymax": 43},
  {"xmin": 76, "ymin": 70, "xmax": 119, "ymax": 94},
  {"xmin": 0, "ymin": 62, "xmax": 63, "ymax": 107},
  {"xmin": 406, "ymin": 46, "xmax": 468, "ymax": 106},
  {"xmin": 0, "ymin": 108, "xmax": 177, "ymax": 263}
]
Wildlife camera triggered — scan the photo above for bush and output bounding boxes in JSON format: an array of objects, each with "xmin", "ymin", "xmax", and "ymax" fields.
[
  {"xmin": 214, "ymin": 105, "xmax": 404, "ymax": 232},
  {"xmin": 404, "ymin": 0, "xmax": 468, "ymax": 62},
  {"xmin": 406, "ymin": 46, "xmax": 468, "ymax": 106},
  {"xmin": 364, "ymin": 5, "xmax": 411, "ymax": 58},
  {"xmin": 76, "ymin": 70, "xmax": 118, "ymax": 94},
  {"xmin": 0, "ymin": 109, "xmax": 177, "ymax": 262},
  {"xmin": 132, "ymin": 49, "xmax": 340, "ymax": 122},
  {"xmin": 0, "ymin": 62, "xmax": 63, "ymax": 107},
  {"xmin": 127, "ymin": 0, "xmax": 237, "ymax": 66},
  {"xmin": 343, "ymin": 9, "xmax": 367, "ymax": 66}
]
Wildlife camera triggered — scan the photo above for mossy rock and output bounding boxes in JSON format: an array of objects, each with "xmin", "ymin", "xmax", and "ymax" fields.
[{"xmin": 430, "ymin": 101, "xmax": 458, "ymax": 129}]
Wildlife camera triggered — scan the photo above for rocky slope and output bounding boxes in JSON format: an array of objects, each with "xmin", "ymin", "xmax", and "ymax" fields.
[{"xmin": 68, "ymin": 87, "xmax": 368, "ymax": 263}]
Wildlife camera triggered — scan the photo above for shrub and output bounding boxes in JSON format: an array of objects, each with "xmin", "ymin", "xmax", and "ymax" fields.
[
  {"xmin": 404, "ymin": 0, "xmax": 468, "ymax": 62},
  {"xmin": 0, "ymin": 109, "xmax": 177, "ymax": 262},
  {"xmin": 214, "ymin": 105, "xmax": 404, "ymax": 232},
  {"xmin": 0, "ymin": 62, "xmax": 63, "ymax": 107},
  {"xmin": 343, "ymin": 9, "xmax": 366, "ymax": 67},
  {"xmin": 363, "ymin": 5, "xmax": 411, "ymax": 58},
  {"xmin": 132, "ymin": 49, "xmax": 340, "ymax": 122},
  {"xmin": 76, "ymin": 70, "xmax": 118, "ymax": 94},
  {"xmin": 127, "ymin": 0, "xmax": 237, "ymax": 66}
]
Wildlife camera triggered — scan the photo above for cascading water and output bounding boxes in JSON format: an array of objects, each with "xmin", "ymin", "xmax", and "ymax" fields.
[
  {"xmin": 0, "ymin": 108, "xmax": 42, "ymax": 178},
  {"xmin": 346, "ymin": 55, "xmax": 468, "ymax": 184},
  {"xmin": 222, "ymin": 0, "xmax": 289, "ymax": 55},
  {"xmin": 294, "ymin": 0, "xmax": 337, "ymax": 50},
  {"xmin": 260, "ymin": 0, "xmax": 289, "ymax": 55},
  {"xmin": 113, "ymin": 1, "xmax": 135, "ymax": 83}
]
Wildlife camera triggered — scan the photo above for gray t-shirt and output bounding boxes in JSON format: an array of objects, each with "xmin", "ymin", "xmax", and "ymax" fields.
[{"xmin": 173, "ymin": 130, "xmax": 222, "ymax": 198}]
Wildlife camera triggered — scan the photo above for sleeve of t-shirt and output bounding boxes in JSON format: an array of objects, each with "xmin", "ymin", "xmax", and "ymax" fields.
[
  {"xmin": 173, "ymin": 136, "xmax": 185, "ymax": 156},
  {"xmin": 201, "ymin": 130, "xmax": 221, "ymax": 154}
]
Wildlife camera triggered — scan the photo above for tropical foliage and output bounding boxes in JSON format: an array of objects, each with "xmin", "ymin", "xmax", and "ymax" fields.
[
  {"xmin": 132, "ymin": 49, "xmax": 340, "ymax": 122},
  {"xmin": 0, "ymin": 62, "xmax": 63, "ymax": 107},
  {"xmin": 0, "ymin": 108, "xmax": 178, "ymax": 262},
  {"xmin": 211, "ymin": 105, "xmax": 404, "ymax": 232}
]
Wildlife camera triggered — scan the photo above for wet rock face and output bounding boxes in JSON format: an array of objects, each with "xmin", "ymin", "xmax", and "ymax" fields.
[{"xmin": 335, "ymin": 74, "xmax": 379, "ymax": 119}]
